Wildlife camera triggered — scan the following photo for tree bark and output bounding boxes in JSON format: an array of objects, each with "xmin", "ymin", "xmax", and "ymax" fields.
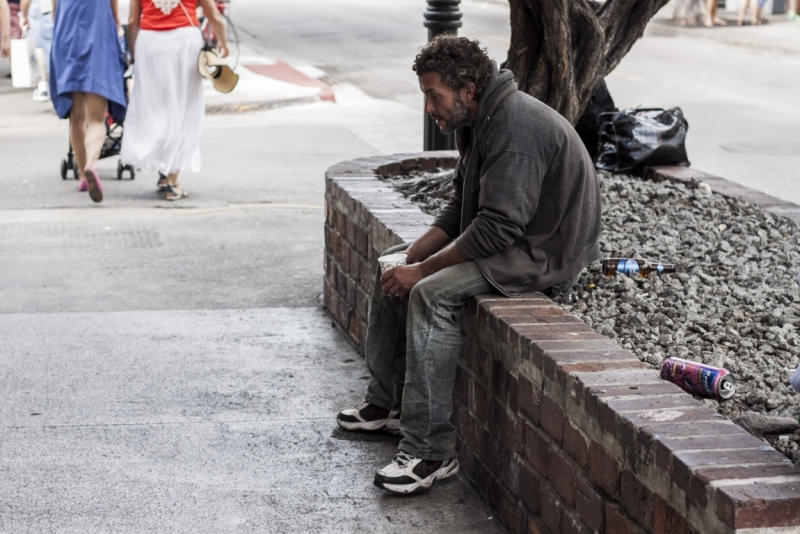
[{"xmin": 503, "ymin": 0, "xmax": 669, "ymax": 125}]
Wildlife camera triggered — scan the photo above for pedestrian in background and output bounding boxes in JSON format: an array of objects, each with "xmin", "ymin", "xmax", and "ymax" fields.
[
  {"xmin": 788, "ymin": 0, "xmax": 798, "ymax": 20},
  {"xmin": 50, "ymin": 0, "xmax": 126, "ymax": 203},
  {"xmin": 704, "ymin": 0, "xmax": 727, "ymax": 26},
  {"xmin": 737, "ymin": 0, "xmax": 760, "ymax": 25},
  {"xmin": 121, "ymin": 0, "xmax": 228, "ymax": 201},
  {"xmin": 1, "ymin": 0, "xmax": 10, "ymax": 58},
  {"xmin": 19, "ymin": 0, "xmax": 54, "ymax": 102}
]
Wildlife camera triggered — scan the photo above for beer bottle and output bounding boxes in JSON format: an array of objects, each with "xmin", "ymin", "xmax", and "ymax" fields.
[{"xmin": 602, "ymin": 258, "xmax": 676, "ymax": 278}]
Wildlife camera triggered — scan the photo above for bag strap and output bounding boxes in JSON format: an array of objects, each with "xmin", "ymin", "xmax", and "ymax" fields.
[{"xmin": 178, "ymin": 1, "xmax": 198, "ymax": 28}]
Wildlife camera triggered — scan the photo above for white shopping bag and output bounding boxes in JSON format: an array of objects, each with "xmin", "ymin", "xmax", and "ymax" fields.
[{"xmin": 11, "ymin": 38, "xmax": 33, "ymax": 88}]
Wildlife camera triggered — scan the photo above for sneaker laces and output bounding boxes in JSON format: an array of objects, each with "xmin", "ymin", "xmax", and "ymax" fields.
[{"xmin": 392, "ymin": 452, "xmax": 416, "ymax": 468}]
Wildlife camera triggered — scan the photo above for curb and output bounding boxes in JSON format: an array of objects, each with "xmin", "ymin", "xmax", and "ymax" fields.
[{"xmin": 642, "ymin": 165, "xmax": 800, "ymax": 225}]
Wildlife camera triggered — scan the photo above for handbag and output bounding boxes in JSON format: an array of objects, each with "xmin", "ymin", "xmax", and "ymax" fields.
[
  {"xmin": 179, "ymin": 1, "xmax": 238, "ymax": 93},
  {"xmin": 595, "ymin": 107, "xmax": 690, "ymax": 174},
  {"xmin": 10, "ymin": 37, "xmax": 32, "ymax": 88}
]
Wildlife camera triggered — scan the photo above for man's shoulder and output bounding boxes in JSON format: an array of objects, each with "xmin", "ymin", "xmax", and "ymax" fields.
[
  {"xmin": 497, "ymin": 91, "xmax": 573, "ymax": 131},
  {"xmin": 484, "ymin": 92, "xmax": 576, "ymax": 157}
]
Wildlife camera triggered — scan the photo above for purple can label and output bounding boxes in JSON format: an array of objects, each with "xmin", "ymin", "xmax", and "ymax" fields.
[
  {"xmin": 660, "ymin": 357, "xmax": 736, "ymax": 400},
  {"xmin": 617, "ymin": 259, "xmax": 640, "ymax": 276}
]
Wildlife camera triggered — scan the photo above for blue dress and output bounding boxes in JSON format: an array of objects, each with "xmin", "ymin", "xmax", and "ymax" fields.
[{"xmin": 49, "ymin": 0, "xmax": 126, "ymax": 121}]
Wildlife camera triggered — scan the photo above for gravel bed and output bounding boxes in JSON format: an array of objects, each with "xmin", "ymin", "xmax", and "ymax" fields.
[{"xmin": 384, "ymin": 168, "xmax": 800, "ymax": 463}]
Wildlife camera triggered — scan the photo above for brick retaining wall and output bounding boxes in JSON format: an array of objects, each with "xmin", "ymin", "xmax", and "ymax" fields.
[{"xmin": 324, "ymin": 153, "xmax": 800, "ymax": 533}]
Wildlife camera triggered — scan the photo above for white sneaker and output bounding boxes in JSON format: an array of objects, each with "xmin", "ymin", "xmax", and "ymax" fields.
[
  {"xmin": 374, "ymin": 452, "xmax": 459, "ymax": 494},
  {"xmin": 337, "ymin": 401, "xmax": 400, "ymax": 432},
  {"xmin": 32, "ymin": 82, "xmax": 50, "ymax": 102}
]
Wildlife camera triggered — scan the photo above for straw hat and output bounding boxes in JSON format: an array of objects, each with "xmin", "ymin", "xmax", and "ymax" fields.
[{"xmin": 198, "ymin": 49, "xmax": 239, "ymax": 94}]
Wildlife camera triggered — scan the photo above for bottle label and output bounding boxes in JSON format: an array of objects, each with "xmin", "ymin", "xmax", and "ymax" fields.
[
  {"xmin": 656, "ymin": 263, "xmax": 664, "ymax": 274},
  {"xmin": 617, "ymin": 259, "xmax": 639, "ymax": 276}
]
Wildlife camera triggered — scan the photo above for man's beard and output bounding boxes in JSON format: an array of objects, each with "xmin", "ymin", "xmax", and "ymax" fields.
[{"xmin": 431, "ymin": 95, "xmax": 470, "ymax": 135}]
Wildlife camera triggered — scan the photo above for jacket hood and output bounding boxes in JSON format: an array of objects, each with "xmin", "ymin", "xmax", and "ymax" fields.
[{"xmin": 474, "ymin": 63, "xmax": 517, "ymax": 130}]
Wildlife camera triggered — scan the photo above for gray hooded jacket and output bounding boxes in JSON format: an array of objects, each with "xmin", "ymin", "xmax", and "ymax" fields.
[{"xmin": 432, "ymin": 65, "xmax": 602, "ymax": 295}]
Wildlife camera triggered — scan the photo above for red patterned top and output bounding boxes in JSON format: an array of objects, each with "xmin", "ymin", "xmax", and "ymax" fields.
[{"xmin": 140, "ymin": 0, "xmax": 200, "ymax": 31}]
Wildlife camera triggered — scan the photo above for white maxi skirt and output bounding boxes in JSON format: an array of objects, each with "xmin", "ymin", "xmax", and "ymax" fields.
[{"xmin": 121, "ymin": 27, "xmax": 204, "ymax": 175}]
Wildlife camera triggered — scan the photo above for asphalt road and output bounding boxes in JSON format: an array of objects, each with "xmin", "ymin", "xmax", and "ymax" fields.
[{"xmin": 231, "ymin": 0, "xmax": 800, "ymax": 203}]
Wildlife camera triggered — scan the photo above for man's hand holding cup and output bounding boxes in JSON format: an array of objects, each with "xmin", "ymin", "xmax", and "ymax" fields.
[{"xmin": 378, "ymin": 253, "xmax": 427, "ymax": 301}]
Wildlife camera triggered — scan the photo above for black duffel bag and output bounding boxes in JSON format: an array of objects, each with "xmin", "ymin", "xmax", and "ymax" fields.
[{"xmin": 595, "ymin": 107, "xmax": 690, "ymax": 173}]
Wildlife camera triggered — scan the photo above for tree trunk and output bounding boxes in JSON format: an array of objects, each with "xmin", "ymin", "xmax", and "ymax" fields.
[{"xmin": 503, "ymin": 0, "xmax": 669, "ymax": 125}]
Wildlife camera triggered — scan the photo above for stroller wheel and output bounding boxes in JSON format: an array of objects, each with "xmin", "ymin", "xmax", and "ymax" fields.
[
  {"xmin": 117, "ymin": 160, "xmax": 124, "ymax": 180},
  {"xmin": 126, "ymin": 165, "xmax": 136, "ymax": 180},
  {"xmin": 72, "ymin": 162, "xmax": 80, "ymax": 180},
  {"xmin": 60, "ymin": 159, "xmax": 68, "ymax": 180}
]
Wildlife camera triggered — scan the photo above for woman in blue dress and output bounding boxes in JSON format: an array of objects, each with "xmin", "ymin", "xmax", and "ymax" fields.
[{"xmin": 50, "ymin": 0, "xmax": 126, "ymax": 203}]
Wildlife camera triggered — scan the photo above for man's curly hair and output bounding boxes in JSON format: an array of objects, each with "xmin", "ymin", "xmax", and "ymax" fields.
[{"xmin": 412, "ymin": 36, "xmax": 493, "ymax": 98}]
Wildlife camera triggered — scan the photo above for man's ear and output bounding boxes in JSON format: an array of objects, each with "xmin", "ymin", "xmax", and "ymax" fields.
[{"xmin": 464, "ymin": 83, "xmax": 476, "ymax": 103}]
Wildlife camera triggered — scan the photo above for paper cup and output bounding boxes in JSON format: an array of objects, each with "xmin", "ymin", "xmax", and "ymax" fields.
[{"xmin": 378, "ymin": 253, "xmax": 407, "ymax": 274}]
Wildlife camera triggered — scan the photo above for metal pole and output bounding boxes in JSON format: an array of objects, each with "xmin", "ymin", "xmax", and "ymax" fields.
[{"xmin": 423, "ymin": 0, "xmax": 462, "ymax": 152}]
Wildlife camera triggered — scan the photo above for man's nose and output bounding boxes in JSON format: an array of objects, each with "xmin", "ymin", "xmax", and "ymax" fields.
[{"xmin": 423, "ymin": 97, "xmax": 434, "ymax": 114}]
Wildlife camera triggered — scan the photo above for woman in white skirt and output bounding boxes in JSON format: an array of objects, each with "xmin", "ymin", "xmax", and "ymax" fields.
[{"xmin": 122, "ymin": 0, "xmax": 228, "ymax": 201}]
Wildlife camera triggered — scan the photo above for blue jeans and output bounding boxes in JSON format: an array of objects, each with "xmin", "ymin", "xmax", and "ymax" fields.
[{"xmin": 364, "ymin": 243, "xmax": 496, "ymax": 461}]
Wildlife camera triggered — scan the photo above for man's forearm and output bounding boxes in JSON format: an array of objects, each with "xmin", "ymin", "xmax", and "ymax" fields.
[
  {"xmin": 419, "ymin": 242, "xmax": 465, "ymax": 277},
  {"xmin": 405, "ymin": 225, "xmax": 451, "ymax": 264}
]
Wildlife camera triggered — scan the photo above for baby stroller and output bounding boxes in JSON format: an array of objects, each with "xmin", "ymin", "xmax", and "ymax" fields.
[{"xmin": 60, "ymin": 28, "xmax": 135, "ymax": 181}]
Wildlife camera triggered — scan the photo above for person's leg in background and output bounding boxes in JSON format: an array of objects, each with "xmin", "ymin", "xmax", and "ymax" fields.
[{"xmin": 71, "ymin": 91, "xmax": 107, "ymax": 203}]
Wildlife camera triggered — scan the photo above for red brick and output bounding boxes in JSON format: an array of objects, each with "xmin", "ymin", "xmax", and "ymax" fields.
[
  {"xmin": 519, "ymin": 461, "xmax": 542, "ymax": 514},
  {"xmin": 467, "ymin": 385, "xmax": 486, "ymax": 427},
  {"xmin": 355, "ymin": 227, "xmax": 369, "ymax": 256},
  {"xmin": 653, "ymin": 495, "xmax": 686, "ymax": 534},
  {"xmin": 356, "ymin": 288, "xmax": 369, "ymax": 321},
  {"xmin": 489, "ymin": 396, "xmax": 516, "ymax": 448},
  {"xmin": 487, "ymin": 436, "xmax": 518, "ymax": 496},
  {"xmin": 655, "ymin": 432, "xmax": 765, "ymax": 472},
  {"xmin": 552, "ymin": 360, "xmax": 649, "ymax": 391},
  {"xmin": 492, "ymin": 358, "xmax": 513, "ymax": 403},
  {"xmin": 605, "ymin": 504, "xmax": 638, "ymax": 534},
  {"xmin": 532, "ymin": 339, "xmax": 621, "ymax": 362},
  {"xmin": 672, "ymin": 447, "xmax": 789, "ymax": 492},
  {"xmin": 530, "ymin": 331, "xmax": 609, "ymax": 342},
  {"xmin": 590, "ymin": 442, "xmax": 620, "ymax": 500},
  {"xmin": 541, "ymin": 483, "xmax": 562, "ymax": 534},
  {"xmin": 347, "ymin": 311, "xmax": 363, "ymax": 345},
  {"xmin": 691, "ymin": 463, "xmax": 800, "ymax": 508},
  {"xmin": 576, "ymin": 476, "xmax": 603, "ymax": 532},
  {"xmin": 518, "ymin": 375, "xmax": 540, "ymax": 423},
  {"xmin": 508, "ymin": 375, "xmax": 519, "ymax": 413},
  {"xmin": 548, "ymin": 450, "xmax": 576, "ymax": 506},
  {"xmin": 563, "ymin": 421, "xmax": 590, "ymax": 469},
  {"xmin": 716, "ymin": 481, "xmax": 800, "ymax": 529},
  {"xmin": 488, "ymin": 475, "xmax": 523, "ymax": 534},
  {"xmin": 348, "ymin": 246, "xmax": 361, "ymax": 281},
  {"xmin": 527, "ymin": 516, "xmax": 544, "ymax": 534},
  {"xmin": 463, "ymin": 412, "xmax": 485, "ymax": 460},
  {"xmin": 540, "ymin": 395, "xmax": 565, "ymax": 443},
  {"xmin": 561, "ymin": 508, "xmax": 591, "ymax": 534},
  {"xmin": 455, "ymin": 366, "xmax": 469, "ymax": 404},
  {"xmin": 636, "ymin": 421, "xmax": 745, "ymax": 460},
  {"xmin": 620, "ymin": 471, "xmax": 653, "ymax": 530},
  {"xmin": 525, "ymin": 424, "xmax": 550, "ymax": 477}
]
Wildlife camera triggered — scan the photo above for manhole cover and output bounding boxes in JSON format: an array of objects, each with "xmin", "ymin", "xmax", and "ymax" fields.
[
  {"xmin": 721, "ymin": 142, "xmax": 799, "ymax": 156},
  {"xmin": 0, "ymin": 223, "xmax": 162, "ymax": 251}
]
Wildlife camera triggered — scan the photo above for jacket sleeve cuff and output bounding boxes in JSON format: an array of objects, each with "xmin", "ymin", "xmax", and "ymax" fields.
[
  {"xmin": 432, "ymin": 218, "xmax": 460, "ymax": 240},
  {"xmin": 453, "ymin": 233, "xmax": 480, "ymax": 262}
]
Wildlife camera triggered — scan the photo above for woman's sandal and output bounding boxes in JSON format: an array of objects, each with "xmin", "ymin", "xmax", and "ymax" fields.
[
  {"xmin": 165, "ymin": 184, "xmax": 189, "ymax": 201},
  {"xmin": 157, "ymin": 174, "xmax": 168, "ymax": 191}
]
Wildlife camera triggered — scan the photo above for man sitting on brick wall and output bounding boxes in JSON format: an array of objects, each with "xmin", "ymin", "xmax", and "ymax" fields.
[{"xmin": 337, "ymin": 35, "xmax": 602, "ymax": 495}]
